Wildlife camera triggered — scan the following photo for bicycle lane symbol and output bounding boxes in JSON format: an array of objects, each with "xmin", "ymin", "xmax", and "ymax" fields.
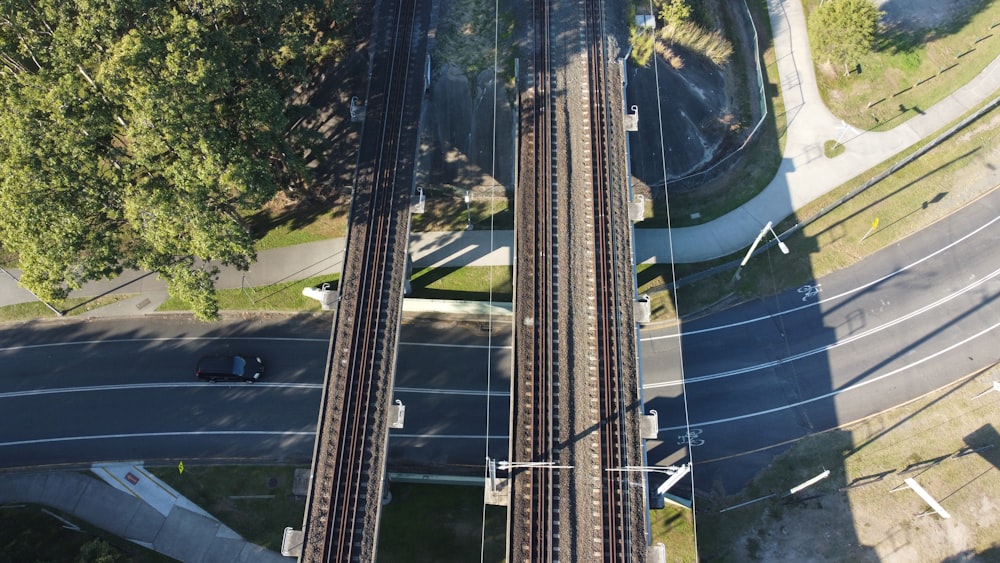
[
  {"xmin": 798, "ymin": 283, "xmax": 822, "ymax": 302},
  {"xmin": 678, "ymin": 428, "xmax": 705, "ymax": 447}
]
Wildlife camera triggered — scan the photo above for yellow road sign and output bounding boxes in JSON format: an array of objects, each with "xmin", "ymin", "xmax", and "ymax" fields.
[{"xmin": 178, "ymin": 461, "xmax": 185, "ymax": 474}]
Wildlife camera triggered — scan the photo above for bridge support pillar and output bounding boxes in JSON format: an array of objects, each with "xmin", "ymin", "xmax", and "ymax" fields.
[
  {"xmin": 641, "ymin": 409, "xmax": 659, "ymax": 439},
  {"xmin": 634, "ymin": 294, "xmax": 651, "ymax": 324},
  {"xmin": 389, "ymin": 399, "xmax": 406, "ymax": 429},
  {"xmin": 647, "ymin": 542, "xmax": 665, "ymax": 563},
  {"xmin": 483, "ymin": 457, "xmax": 510, "ymax": 506},
  {"xmin": 280, "ymin": 527, "xmax": 303, "ymax": 557}
]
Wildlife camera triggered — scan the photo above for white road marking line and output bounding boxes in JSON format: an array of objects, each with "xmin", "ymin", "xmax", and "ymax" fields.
[
  {"xmin": 645, "ymin": 264, "xmax": 1000, "ymax": 388},
  {"xmin": 0, "ymin": 382, "xmax": 322, "ymax": 399},
  {"xmin": 0, "ymin": 431, "xmax": 511, "ymax": 448},
  {"xmin": 0, "ymin": 383, "xmax": 508, "ymax": 400},
  {"xmin": 0, "ymin": 336, "xmax": 328, "ymax": 353},
  {"xmin": 642, "ymin": 214, "xmax": 1000, "ymax": 341},
  {"xmin": 657, "ymin": 319, "xmax": 1000, "ymax": 431},
  {"xmin": 0, "ymin": 430, "xmax": 316, "ymax": 448}
]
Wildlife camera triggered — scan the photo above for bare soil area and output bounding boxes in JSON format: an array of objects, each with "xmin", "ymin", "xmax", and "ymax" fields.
[{"xmin": 697, "ymin": 363, "xmax": 1000, "ymax": 562}]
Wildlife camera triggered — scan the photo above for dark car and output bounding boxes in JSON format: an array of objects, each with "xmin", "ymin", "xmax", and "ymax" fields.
[{"xmin": 196, "ymin": 355, "xmax": 264, "ymax": 383}]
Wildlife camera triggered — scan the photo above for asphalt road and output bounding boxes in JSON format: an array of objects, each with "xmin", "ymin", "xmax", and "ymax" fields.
[
  {"xmin": 3, "ymin": 186, "xmax": 997, "ymax": 496},
  {"xmin": 640, "ymin": 187, "xmax": 1000, "ymax": 497},
  {"xmin": 0, "ymin": 314, "xmax": 512, "ymax": 473}
]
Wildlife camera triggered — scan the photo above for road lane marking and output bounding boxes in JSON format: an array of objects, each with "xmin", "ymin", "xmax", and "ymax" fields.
[
  {"xmin": 0, "ymin": 430, "xmax": 317, "ymax": 448},
  {"xmin": 0, "ymin": 383, "xmax": 508, "ymax": 400},
  {"xmin": 0, "ymin": 382, "xmax": 322, "ymax": 399},
  {"xmin": 0, "ymin": 336, "xmax": 328, "ymax": 354},
  {"xmin": 0, "ymin": 337, "xmax": 510, "ymax": 354},
  {"xmin": 0, "ymin": 431, "xmax": 510, "ymax": 449},
  {"xmin": 644, "ymin": 264, "xmax": 1000, "ymax": 388},
  {"xmin": 657, "ymin": 318, "xmax": 1000, "ymax": 431},
  {"xmin": 678, "ymin": 429, "xmax": 704, "ymax": 446},
  {"xmin": 641, "ymin": 213, "xmax": 1000, "ymax": 341},
  {"xmin": 797, "ymin": 283, "xmax": 822, "ymax": 301},
  {"xmin": 398, "ymin": 341, "xmax": 512, "ymax": 349}
]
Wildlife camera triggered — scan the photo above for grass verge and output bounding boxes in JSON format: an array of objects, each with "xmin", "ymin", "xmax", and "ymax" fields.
[
  {"xmin": 652, "ymin": 96, "xmax": 1000, "ymax": 320},
  {"xmin": 149, "ymin": 464, "xmax": 306, "ymax": 552},
  {"xmin": 248, "ymin": 194, "xmax": 351, "ymax": 251},
  {"xmin": 660, "ymin": 0, "xmax": 999, "ymax": 228},
  {"xmin": 643, "ymin": 0, "xmax": 785, "ymax": 227},
  {"xmin": 157, "ymin": 274, "xmax": 339, "ymax": 313},
  {"xmin": 803, "ymin": 0, "xmax": 1000, "ymax": 131},
  {"xmin": 410, "ymin": 187, "xmax": 514, "ymax": 232},
  {"xmin": 147, "ymin": 466, "xmax": 508, "ymax": 562},
  {"xmin": 690, "ymin": 361, "xmax": 1000, "ymax": 561},
  {"xmin": 378, "ymin": 482, "xmax": 507, "ymax": 562},
  {"xmin": 409, "ymin": 266, "xmax": 512, "ymax": 301},
  {"xmin": 0, "ymin": 294, "xmax": 130, "ymax": 323},
  {"xmin": 649, "ymin": 504, "xmax": 697, "ymax": 561},
  {"xmin": 0, "ymin": 503, "xmax": 173, "ymax": 562}
]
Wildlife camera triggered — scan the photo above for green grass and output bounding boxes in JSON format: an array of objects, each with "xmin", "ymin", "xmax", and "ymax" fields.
[
  {"xmin": 248, "ymin": 193, "xmax": 351, "ymax": 251},
  {"xmin": 409, "ymin": 266, "xmax": 512, "ymax": 301},
  {"xmin": 0, "ymin": 503, "xmax": 173, "ymax": 562},
  {"xmin": 660, "ymin": 0, "xmax": 999, "ymax": 228},
  {"xmin": 654, "ymin": 97, "xmax": 1000, "ymax": 320},
  {"xmin": 378, "ymin": 483, "xmax": 507, "ymax": 562},
  {"xmin": 802, "ymin": 0, "xmax": 1000, "ymax": 130},
  {"xmin": 823, "ymin": 139, "xmax": 846, "ymax": 158},
  {"xmin": 0, "ymin": 294, "xmax": 131, "ymax": 323},
  {"xmin": 649, "ymin": 504, "xmax": 697, "ymax": 562},
  {"xmin": 410, "ymin": 186, "xmax": 514, "ymax": 232},
  {"xmin": 642, "ymin": 0, "xmax": 785, "ymax": 227},
  {"xmin": 157, "ymin": 274, "xmax": 339, "ymax": 313},
  {"xmin": 693, "ymin": 362, "xmax": 1000, "ymax": 561},
  {"xmin": 149, "ymin": 465, "xmax": 307, "ymax": 552},
  {"xmin": 148, "ymin": 466, "xmax": 508, "ymax": 562}
]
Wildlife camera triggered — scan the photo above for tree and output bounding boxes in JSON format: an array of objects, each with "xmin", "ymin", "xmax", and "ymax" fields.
[
  {"xmin": 0, "ymin": 0, "xmax": 348, "ymax": 320},
  {"xmin": 658, "ymin": 0, "xmax": 692, "ymax": 29},
  {"xmin": 808, "ymin": 0, "xmax": 883, "ymax": 76}
]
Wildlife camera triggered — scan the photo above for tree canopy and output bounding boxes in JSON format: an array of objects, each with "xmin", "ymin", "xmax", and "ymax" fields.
[
  {"xmin": 808, "ymin": 0, "xmax": 883, "ymax": 75},
  {"xmin": 0, "ymin": 0, "xmax": 349, "ymax": 319}
]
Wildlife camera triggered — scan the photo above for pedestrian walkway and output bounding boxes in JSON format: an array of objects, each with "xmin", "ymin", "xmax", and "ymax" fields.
[
  {"xmin": 1, "ymin": 0, "xmax": 998, "ymax": 306},
  {"xmin": 0, "ymin": 465, "xmax": 285, "ymax": 562},
  {"xmin": 637, "ymin": 0, "xmax": 1000, "ymax": 263}
]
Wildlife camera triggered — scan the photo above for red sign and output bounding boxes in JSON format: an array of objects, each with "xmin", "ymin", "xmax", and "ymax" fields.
[{"xmin": 125, "ymin": 472, "xmax": 139, "ymax": 485}]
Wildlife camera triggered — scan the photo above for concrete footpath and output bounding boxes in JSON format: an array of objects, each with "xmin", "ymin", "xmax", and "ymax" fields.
[
  {"xmin": 5, "ymin": 1, "xmax": 1000, "ymax": 309},
  {"xmin": 635, "ymin": 0, "xmax": 1000, "ymax": 263},
  {"xmin": 0, "ymin": 463, "xmax": 285, "ymax": 562}
]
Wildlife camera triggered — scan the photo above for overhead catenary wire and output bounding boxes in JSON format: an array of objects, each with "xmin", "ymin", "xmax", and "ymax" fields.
[
  {"xmin": 645, "ymin": 0, "xmax": 699, "ymax": 552},
  {"xmin": 480, "ymin": 0, "xmax": 502, "ymax": 558}
]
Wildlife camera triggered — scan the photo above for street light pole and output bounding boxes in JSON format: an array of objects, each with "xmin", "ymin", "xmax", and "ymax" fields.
[
  {"xmin": 464, "ymin": 190, "xmax": 472, "ymax": 230},
  {"xmin": 732, "ymin": 220, "xmax": 789, "ymax": 282},
  {"xmin": 767, "ymin": 222, "xmax": 790, "ymax": 255}
]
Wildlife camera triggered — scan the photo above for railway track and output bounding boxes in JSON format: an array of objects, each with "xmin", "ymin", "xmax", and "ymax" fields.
[
  {"xmin": 511, "ymin": 0, "xmax": 558, "ymax": 558},
  {"xmin": 510, "ymin": 0, "xmax": 643, "ymax": 560},
  {"xmin": 299, "ymin": 0, "xmax": 423, "ymax": 561},
  {"xmin": 581, "ymin": 0, "xmax": 633, "ymax": 559}
]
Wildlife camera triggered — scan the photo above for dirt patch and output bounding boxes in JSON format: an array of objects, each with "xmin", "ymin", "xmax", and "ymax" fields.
[{"xmin": 697, "ymin": 364, "xmax": 1000, "ymax": 561}]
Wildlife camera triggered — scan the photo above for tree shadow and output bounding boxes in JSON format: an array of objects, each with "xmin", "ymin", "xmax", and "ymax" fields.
[{"xmin": 875, "ymin": 0, "xmax": 993, "ymax": 52}]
